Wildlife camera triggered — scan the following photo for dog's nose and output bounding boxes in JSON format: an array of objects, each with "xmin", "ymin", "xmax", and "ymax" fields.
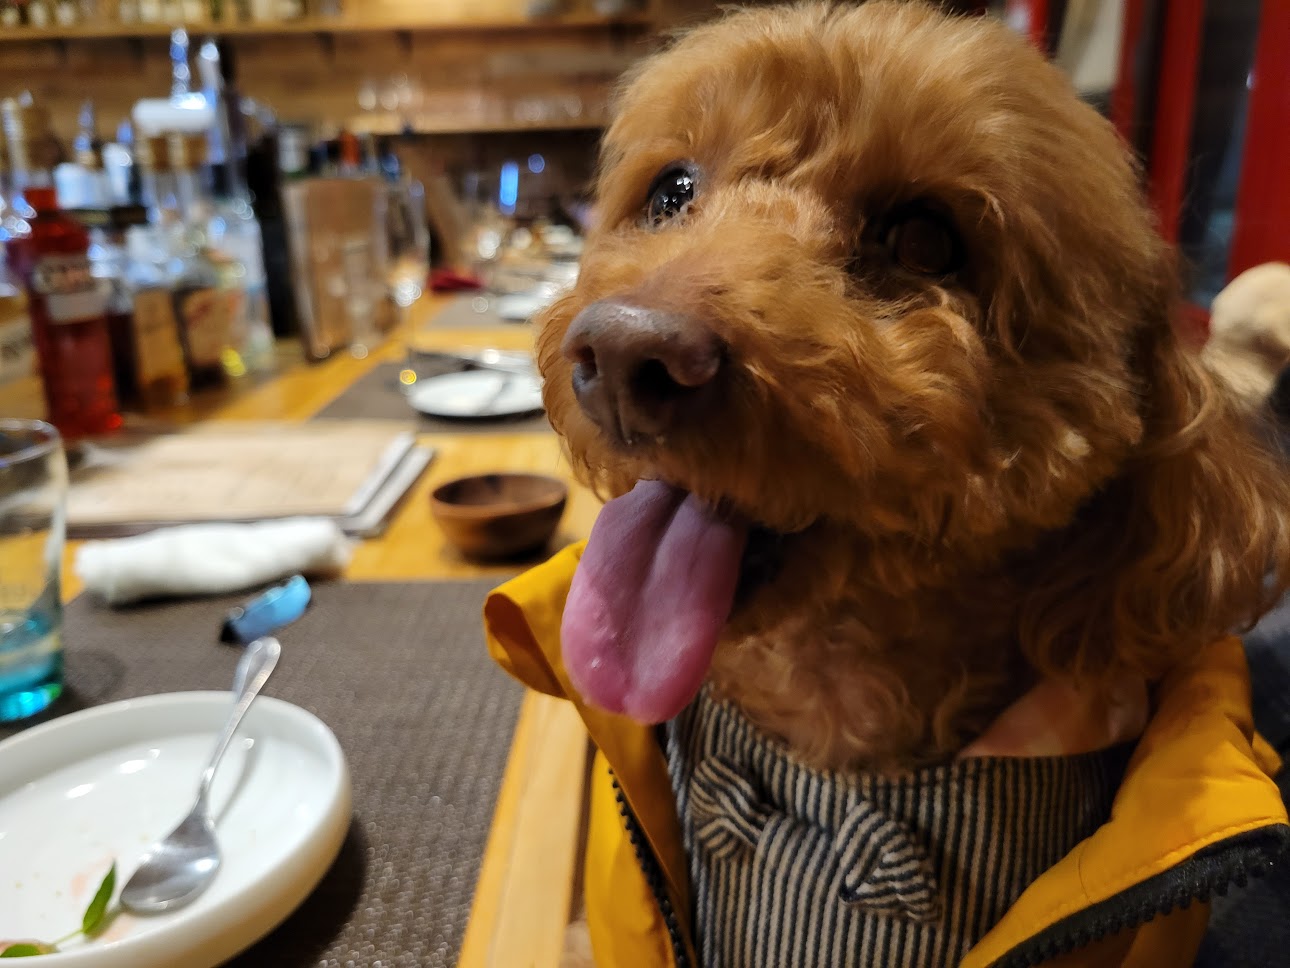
[{"xmin": 562, "ymin": 300, "xmax": 724, "ymax": 443}]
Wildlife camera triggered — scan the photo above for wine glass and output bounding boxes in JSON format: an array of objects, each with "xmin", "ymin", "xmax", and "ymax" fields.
[{"xmin": 383, "ymin": 178, "xmax": 431, "ymax": 388}]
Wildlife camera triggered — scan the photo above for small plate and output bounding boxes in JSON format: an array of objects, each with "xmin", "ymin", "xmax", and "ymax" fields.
[
  {"xmin": 0, "ymin": 692, "xmax": 351, "ymax": 967},
  {"xmin": 408, "ymin": 370, "xmax": 545, "ymax": 419}
]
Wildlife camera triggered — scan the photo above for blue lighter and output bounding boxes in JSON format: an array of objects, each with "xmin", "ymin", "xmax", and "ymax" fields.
[{"xmin": 220, "ymin": 575, "xmax": 312, "ymax": 645}]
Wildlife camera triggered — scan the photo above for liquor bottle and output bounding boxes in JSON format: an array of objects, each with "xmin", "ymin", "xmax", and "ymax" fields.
[
  {"xmin": 2, "ymin": 99, "xmax": 122, "ymax": 440},
  {"xmin": 0, "ymin": 123, "xmax": 29, "ymax": 366},
  {"xmin": 27, "ymin": 1, "xmax": 53, "ymax": 28},
  {"xmin": 0, "ymin": 116, "xmax": 25, "ymax": 245},
  {"xmin": 0, "ymin": 3, "xmax": 20, "ymax": 28},
  {"xmin": 111, "ymin": 137, "xmax": 189, "ymax": 410},
  {"xmin": 197, "ymin": 38, "xmax": 246, "ymax": 201},
  {"xmin": 251, "ymin": 122, "xmax": 300, "ymax": 338},
  {"xmin": 275, "ymin": 122, "xmax": 311, "ymax": 181},
  {"xmin": 308, "ymin": 123, "xmax": 339, "ymax": 177},
  {"xmin": 169, "ymin": 133, "xmax": 231, "ymax": 389},
  {"xmin": 208, "ymin": 209, "xmax": 274, "ymax": 376},
  {"xmin": 55, "ymin": 100, "xmax": 113, "ymax": 211},
  {"xmin": 118, "ymin": 225, "xmax": 190, "ymax": 408},
  {"xmin": 54, "ymin": 0, "xmax": 78, "ymax": 26},
  {"xmin": 337, "ymin": 126, "xmax": 360, "ymax": 176},
  {"xmin": 194, "ymin": 38, "xmax": 270, "ymax": 372}
]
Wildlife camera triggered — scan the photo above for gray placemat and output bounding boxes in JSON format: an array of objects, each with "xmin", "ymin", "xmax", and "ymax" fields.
[
  {"xmin": 424, "ymin": 295, "xmax": 512, "ymax": 329},
  {"xmin": 314, "ymin": 362, "xmax": 552, "ymax": 435},
  {"xmin": 3, "ymin": 579, "xmax": 523, "ymax": 967}
]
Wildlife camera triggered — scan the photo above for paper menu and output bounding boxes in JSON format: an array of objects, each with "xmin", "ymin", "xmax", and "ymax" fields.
[{"xmin": 66, "ymin": 422, "xmax": 418, "ymax": 531}]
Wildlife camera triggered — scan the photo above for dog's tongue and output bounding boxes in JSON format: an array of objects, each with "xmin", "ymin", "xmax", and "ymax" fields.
[{"xmin": 563, "ymin": 479, "xmax": 747, "ymax": 723}]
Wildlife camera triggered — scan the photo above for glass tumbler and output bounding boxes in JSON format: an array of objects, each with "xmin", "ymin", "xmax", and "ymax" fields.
[{"xmin": 0, "ymin": 420, "xmax": 68, "ymax": 722}]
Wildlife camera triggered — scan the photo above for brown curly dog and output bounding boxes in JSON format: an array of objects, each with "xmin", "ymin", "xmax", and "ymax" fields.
[{"xmin": 537, "ymin": 0, "xmax": 1290, "ymax": 773}]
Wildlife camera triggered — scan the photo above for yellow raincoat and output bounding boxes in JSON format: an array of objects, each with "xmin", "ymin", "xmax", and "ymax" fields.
[{"xmin": 484, "ymin": 542, "xmax": 1290, "ymax": 968}]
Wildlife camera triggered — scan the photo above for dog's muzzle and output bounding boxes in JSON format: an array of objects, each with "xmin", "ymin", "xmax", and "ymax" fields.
[{"xmin": 562, "ymin": 299, "xmax": 725, "ymax": 447}]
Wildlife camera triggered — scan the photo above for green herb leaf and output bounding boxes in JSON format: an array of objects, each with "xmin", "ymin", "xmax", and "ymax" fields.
[
  {"xmin": 80, "ymin": 862, "xmax": 116, "ymax": 936},
  {"xmin": 0, "ymin": 943, "xmax": 51, "ymax": 958}
]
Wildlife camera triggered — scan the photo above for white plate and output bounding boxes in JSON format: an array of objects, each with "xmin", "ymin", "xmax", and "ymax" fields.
[
  {"xmin": 408, "ymin": 369, "xmax": 545, "ymax": 419},
  {"xmin": 494, "ymin": 292, "xmax": 550, "ymax": 322},
  {"xmin": 0, "ymin": 692, "xmax": 351, "ymax": 967}
]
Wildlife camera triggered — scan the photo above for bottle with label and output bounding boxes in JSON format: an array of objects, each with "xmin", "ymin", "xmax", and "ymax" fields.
[
  {"xmin": 169, "ymin": 133, "xmax": 231, "ymax": 390},
  {"xmin": 116, "ymin": 134, "xmax": 190, "ymax": 409},
  {"xmin": 0, "ymin": 2, "xmax": 21, "ymax": 27},
  {"xmin": 96, "ymin": 221, "xmax": 137, "ymax": 407},
  {"xmin": 275, "ymin": 122, "xmax": 311, "ymax": 181},
  {"xmin": 55, "ymin": 101, "xmax": 113, "ymax": 211},
  {"xmin": 198, "ymin": 39, "xmax": 274, "ymax": 375},
  {"xmin": 119, "ymin": 227, "xmax": 190, "ymax": 408},
  {"xmin": 2, "ymin": 100, "xmax": 122, "ymax": 440},
  {"xmin": 337, "ymin": 126, "xmax": 361, "ymax": 176},
  {"xmin": 207, "ymin": 199, "xmax": 274, "ymax": 376},
  {"xmin": 26, "ymin": 1, "xmax": 53, "ymax": 27}
]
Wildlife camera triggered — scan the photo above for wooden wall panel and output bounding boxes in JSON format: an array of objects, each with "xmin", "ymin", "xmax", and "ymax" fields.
[
  {"xmin": 0, "ymin": 29, "xmax": 651, "ymax": 137},
  {"xmin": 0, "ymin": 0, "xmax": 722, "ymax": 219}
]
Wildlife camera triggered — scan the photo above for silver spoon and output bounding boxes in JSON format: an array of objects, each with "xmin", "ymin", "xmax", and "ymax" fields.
[{"xmin": 120, "ymin": 636, "xmax": 282, "ymax": 914}]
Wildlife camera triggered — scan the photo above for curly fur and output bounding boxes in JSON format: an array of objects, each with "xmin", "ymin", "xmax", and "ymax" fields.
[{"xmin": 535, "ymin": 0, "xmax": 1290, "ymax": 773}]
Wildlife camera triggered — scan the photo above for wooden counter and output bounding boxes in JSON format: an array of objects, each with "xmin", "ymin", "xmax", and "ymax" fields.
[{"xmin": 0, "ymin": 294, "xmax": 593, "ymax": 968}]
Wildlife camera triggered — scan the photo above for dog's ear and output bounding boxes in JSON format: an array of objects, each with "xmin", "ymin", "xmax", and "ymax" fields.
[{"xmin": 1017, "ymin": 255, "xmax": 1290, "ymax": 683}]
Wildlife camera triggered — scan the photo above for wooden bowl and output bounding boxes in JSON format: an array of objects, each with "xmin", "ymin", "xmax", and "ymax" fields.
[{"xmin": 430, "ymin": 472, "xmax": 569, "ymax": 560}]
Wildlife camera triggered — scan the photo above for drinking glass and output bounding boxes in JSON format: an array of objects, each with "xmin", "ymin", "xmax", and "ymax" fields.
[
  {"xmin": 383, "ymin": 179, "xmax": 431, "ymax": 387},
  {"xmin": 0, "ymin": 420, "xmax": 68, "ymax": 723}
]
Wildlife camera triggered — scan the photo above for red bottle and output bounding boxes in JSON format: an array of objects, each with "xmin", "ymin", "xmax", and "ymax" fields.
[{"xmin": 3, "ymin": 101, "xmax": 121, "ymax": 440}]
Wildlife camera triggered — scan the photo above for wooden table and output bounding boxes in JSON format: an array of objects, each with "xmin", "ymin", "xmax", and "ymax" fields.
[{"xmin": 0, "ymin": 294, "xmax": 594, "ymax": 968}]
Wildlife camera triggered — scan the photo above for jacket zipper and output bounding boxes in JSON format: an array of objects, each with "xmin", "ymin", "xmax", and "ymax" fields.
[
  {"xmin": 610, "ymin": 770, "xmax": 690, "ymax": 968},
  {"xmin": 991, "ymin": 826, "xmax": 1290, "ymax": 968}
]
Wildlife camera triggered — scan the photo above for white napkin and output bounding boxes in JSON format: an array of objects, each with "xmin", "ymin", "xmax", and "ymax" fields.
[{"xmin": 75, "ymin": 518, "xmax": 354, "ymax": 606}]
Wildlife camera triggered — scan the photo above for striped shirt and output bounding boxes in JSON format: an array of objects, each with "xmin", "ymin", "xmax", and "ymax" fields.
[{"xmin": 664, "ymin": 686, "xmax": 1129, "ymax": 967}]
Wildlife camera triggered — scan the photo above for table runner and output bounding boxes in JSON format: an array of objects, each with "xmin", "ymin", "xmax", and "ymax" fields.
[{"xmin": 3, "ymin": 579, "xmax": 523, "ymax": 967}]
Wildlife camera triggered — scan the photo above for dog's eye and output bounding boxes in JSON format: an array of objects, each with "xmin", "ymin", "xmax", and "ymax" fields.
[
  {"xmin": 645, "ymin": 168, "xmax": 696, "ymax": 225},
  {"xmin": 885, "ymin": 210, "xmax": 962, "ymax": 276}
]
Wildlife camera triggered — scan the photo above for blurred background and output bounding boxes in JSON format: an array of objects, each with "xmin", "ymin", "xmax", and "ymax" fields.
[{"xmin": 0, "ymin": 0, "xmax": 1284, "ymax": 385}]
